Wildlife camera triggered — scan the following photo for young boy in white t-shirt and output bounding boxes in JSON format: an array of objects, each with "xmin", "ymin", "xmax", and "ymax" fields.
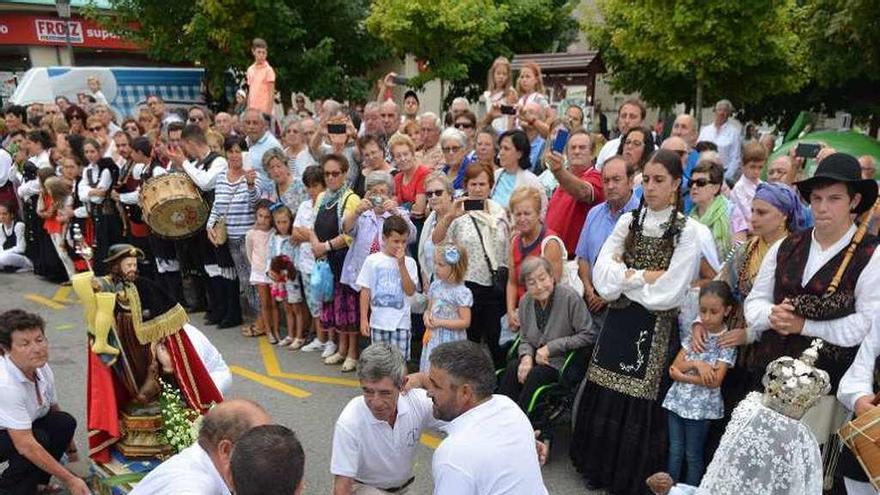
[{"xmin": 355, "ymin": 215, "xmax": 419, "ymax": 359}]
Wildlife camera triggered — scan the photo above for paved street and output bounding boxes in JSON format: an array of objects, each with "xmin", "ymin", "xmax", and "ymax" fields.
[{"xmin": 0, "ymin": 272, "xmax": 593, "ymax": 494}]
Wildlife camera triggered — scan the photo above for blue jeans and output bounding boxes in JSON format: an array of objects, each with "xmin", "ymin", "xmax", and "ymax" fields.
[{"xmin": 667, "ymin": 411, "xmax": 711, "ymax": 486}]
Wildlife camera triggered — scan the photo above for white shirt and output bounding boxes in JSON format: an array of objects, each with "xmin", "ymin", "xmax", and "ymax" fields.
[
  {"xmin": 744, "ymin": 225, "xmax": 880, "ymax": 346},
  {"xmin": 593, "ymin": 206, "xmax": 701, "ymax": 311},
  {"xmin": 15, "ymin": 150, "xmax": 54, "ymax": 201},
  {"xmin": 698, "ymin": 121, "xmax": 742, "ymax": 182},
  {"xmin": 432, "ymin": 395, "xmax": 547, "ymax": 495},
  {"xmin": 595, "ymin": 137, "xmax": 621, "ymax": 170},
  {"xmin": 331, "ymin": 388, "xmax": 444, "ymax": 489},
  {"xmin": 0, "ymin": 222, "xmax": 26, "ymax": 256},
  {"xmin": 183, "ymin": 324, "xmax": 232, "ymax": 396},
  {"xmin": 0, "ymin": 355, "xmax": 57, "ymax": 430},
  {"xmin": 78, "ymin": 164, "xmax": 113, "ymax": 205},
  {"xmin": 130, "ymin": 443, "xmax": 230, "ymax": 495},
  {"xmin": 182, "ymin": 151, "xmax": 228, "ymax": 192},
  {"xmin": 838, "ymin": 313, "xmax": 880, "ymax": 412},
  {"xmin": 355, "ymin": 252, "xmax": 420, "ymax": 331},
  {"xmin": 293, "ymin": 199, "xmax": 317, "ymax": 274}
]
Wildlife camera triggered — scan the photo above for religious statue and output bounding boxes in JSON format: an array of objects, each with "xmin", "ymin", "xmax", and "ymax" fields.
[{"xmin": 71, "ymin": 243, "xmax": 223, "ymax": 463}]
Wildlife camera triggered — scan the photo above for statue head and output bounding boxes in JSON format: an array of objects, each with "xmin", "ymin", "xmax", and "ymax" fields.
[{"xmin": 761, "ymin": 339, "xmax": 831, "ymax": 419}]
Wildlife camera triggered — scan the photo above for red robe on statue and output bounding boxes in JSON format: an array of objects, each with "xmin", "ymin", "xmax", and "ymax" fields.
[{"xmin": 87, "ymin": 329, "xmax": 223, "ymax": 463}]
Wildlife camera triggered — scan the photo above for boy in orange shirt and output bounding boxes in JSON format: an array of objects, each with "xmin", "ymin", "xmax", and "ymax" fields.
[{"xmin": 246, "ymin": 38, "xmax": 276, "ymax": 117}]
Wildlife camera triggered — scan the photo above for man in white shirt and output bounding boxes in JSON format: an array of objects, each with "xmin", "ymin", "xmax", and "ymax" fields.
[
  {"xmin": 838, "ymin": 314, "xmax": 880, "ymax": 495},
  {"xmin": 0, "ymin": 309, "xmax": 90, "ymax": 495},
  {"xmin": 242, "ymin": 108, "xmax": 282, "ymax": 194},
  {"xmin": 422, "ymin": 340, "xmax": 548, "ymax": 495},
  {"xmin": 595, "ymin": 98, "xmax": 646, "ymax": 170},
  {"xmin": 331, "ymin": 343, "xmax": 444, "ymax": 494},
  {"xmin": 131, "ymin": 399, "xmax": 271, "ymax": 495},
  {"xmin": 744, "ymin": 153, "xmax": 880, "ymax": 445},
  {"xmin": 697, "ymin": 99, "xmax": 742, "ymax": 184}
]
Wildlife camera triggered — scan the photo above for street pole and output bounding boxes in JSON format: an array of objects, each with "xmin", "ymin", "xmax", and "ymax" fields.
[{"xmin": 55, "ymin": 0, "xmax": 74, "ymax": 66}]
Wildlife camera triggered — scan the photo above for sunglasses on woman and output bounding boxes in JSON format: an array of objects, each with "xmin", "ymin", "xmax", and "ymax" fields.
[
  {"xmin": 689, "ymin": 178, "xmax": 717, "ymax": 188},
  {"xmin": 425, "ymin": 189, "xmax": 445, "ymax": 198}
]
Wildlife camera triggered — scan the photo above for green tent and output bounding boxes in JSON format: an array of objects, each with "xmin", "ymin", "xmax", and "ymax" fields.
[{"xmin": 769, "ymin": 130, "xmax": 880, "ymax": 180}]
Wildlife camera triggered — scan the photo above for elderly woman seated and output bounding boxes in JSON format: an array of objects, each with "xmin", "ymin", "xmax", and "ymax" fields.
[{"xmin": 498, "ymin": 257, "xmax": 591, "ymax": 444}]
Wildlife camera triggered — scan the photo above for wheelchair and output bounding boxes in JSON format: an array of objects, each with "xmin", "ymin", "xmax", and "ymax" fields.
[{"xmin": 496, "ymin": 336, "xmax": 590, "ymax": 441}]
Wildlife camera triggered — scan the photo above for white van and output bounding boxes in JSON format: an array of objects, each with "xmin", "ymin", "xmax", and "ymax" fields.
[{"xmin": 9, "ymin": 66, "xmax": 217, "ymax": 119}]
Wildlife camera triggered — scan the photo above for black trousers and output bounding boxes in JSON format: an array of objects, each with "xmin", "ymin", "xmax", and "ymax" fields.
[
  {"xmin": 0, "ymin": 410, "xmax": 77, "ymax": 495},
  {"xmin": 498, "ymin": 361, "xmax": 560, "ymax": 428},
  {"xmin": 464, "ymin": 282, "xmax": 505, "ymax": 368}
]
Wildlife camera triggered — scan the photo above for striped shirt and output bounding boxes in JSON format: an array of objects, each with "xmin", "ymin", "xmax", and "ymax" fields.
[{"xmin": 207, "ymin": 171, "xmax": 262, "ymax": 239}]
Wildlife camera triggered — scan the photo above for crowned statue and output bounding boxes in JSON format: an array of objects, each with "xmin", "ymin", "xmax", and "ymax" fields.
[
  {"xmin": 649, "ymin": 339, "xmax": 830, "ymax": 495},
  {"xmin": 71, "ymin": 243, "xmax": 223, "ymax": 463}
]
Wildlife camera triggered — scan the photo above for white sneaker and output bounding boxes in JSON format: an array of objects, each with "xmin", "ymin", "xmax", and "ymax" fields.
[
  {"xmin": 321, "ymin": 341, "xmax": 338, "ymax": 359},
  {"xmin": 278, "ymin": 336, "xmax": 294, "ymax": 346},
  {"xmin": 300, "ymin": 338, "xmax": 326, "ymax": 353}
]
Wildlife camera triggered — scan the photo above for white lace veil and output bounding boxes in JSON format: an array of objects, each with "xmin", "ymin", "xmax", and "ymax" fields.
[{"xmin": 696, "ymin": 392, "xmax": 823, "ymax": 495}]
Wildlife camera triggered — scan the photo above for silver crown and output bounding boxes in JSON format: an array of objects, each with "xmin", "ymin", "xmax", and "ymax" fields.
[{"xmin": 761, "ymin": 339, "xmax": 831, "ymax": 420}]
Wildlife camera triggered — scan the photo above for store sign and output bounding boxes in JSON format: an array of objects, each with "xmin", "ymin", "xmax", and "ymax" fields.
[
  {"xmin": 0, "ymin": 13, "xmax": 137, "ymax": 50},
  {"xmin": 35, "ymin": 19, "xmax": 84, "ymax": 43}
]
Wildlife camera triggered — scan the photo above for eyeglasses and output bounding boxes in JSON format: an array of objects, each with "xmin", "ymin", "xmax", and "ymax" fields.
[
  {"xmin": 454, "ymin": 122, "xmax": 473, "ymax": 129},
  {"xmin": 425, "ymin": 189, "xmax": 445, "ymax": 198},
  {"xmin": 324, "ymin": 170, "xmax": 343, "ymax": 178},
  {"xmin": 441, "ymin": 146, "xmax": 462, "ymax": 154},
  {"xmin": 689, "ymin": 178, "xmax": 717, "ymax": 188},
  {"xmin": 89, "ymin": 126, "xmax": 104, "ymax": 132}
]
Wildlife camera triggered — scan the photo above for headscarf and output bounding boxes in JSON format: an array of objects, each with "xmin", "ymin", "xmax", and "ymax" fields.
[{"xmin": 754, "ymin": 182, "xmax": 808, "ymax": 232}]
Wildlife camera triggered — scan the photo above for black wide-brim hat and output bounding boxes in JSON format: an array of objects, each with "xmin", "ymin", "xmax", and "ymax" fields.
[
  {"xmin": 103, "ymin": 244, "xmax": 145, "ymax": 265},
  {"xmin": 795, "ymin": 152, "xmax": 878, "ymax": 214}
]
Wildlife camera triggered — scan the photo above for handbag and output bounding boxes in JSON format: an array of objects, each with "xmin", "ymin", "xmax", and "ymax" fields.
[
  {"xmin": 469, "ymin": 215, "xmax": 508, "ymax": 297},
  {"xmin": 541, "ymin": 235, "xmax": 584, "ymax": 297},
  {"xmin": 211, "ymin": 179, "xmax": 245, "ymax": 245}
]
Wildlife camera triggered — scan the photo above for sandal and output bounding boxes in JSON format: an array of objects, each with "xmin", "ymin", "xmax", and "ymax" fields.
[
  {"xmin": 240, "ymin": 324, "xmax": 265, "ymax": 337},
  {"xmin": 267, "ymin": 335, "xmax": 278, "ymax": 345}
]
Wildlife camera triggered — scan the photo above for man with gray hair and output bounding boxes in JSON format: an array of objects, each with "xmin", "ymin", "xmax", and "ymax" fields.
[
  {"xmin": 331, "ymin": 343, "xmax": 444, "ymax": 494},
  {"xmin": 422, "ymin": 340, "xmax": 548, "ymax": 494},
  {"xmin": 698, "ymin": 99, "xmax": 742, "ymax": 184},
  {"xmin": 242, "ymin": 107, "xmax": 282, "ymax": 192},
  {"xmin": 416, "ymin": 112, "xmax": 443, "ymax": 170}
]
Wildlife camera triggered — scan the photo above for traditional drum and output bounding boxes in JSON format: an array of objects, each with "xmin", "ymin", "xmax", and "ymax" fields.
[
  {"xmin": 140, "ymin": 173, "xmax": 207, "ymax": 239},
  {"xmin": 839, "ymin": 403, "xmax": 880, "ymax": 490}
]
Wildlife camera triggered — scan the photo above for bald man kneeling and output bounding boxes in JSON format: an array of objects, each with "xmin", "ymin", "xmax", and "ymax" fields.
[{"xmin": 131, "ymin": 399, "xmax": 271, "ymax": 495}]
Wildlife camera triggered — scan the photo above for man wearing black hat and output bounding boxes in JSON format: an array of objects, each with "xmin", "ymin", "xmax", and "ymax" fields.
[
  {"xmin": 74, "ymin": 244, "xmax": 224, "ymax": 463},
  {"xmin": 744, "ymin": 152, "xmax": 880, "ymax": 485}
]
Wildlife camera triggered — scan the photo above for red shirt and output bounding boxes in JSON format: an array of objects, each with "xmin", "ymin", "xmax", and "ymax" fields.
[
  {"xmin": 545, "ymin": 166, "xmax": 604, "ymax": 254},
  {"xmin": 42, "ymin": 194, "xmax": 63, "ymax": 235},
  {"xmin": 511, "ymin": 228, "xmax": 559, "ymax": 300},
  {"xmin": 394, "ymin": 165, "xmax": 431, "ymax": 206}
]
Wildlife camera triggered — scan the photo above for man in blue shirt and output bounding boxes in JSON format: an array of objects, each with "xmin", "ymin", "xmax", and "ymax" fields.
[
  {"xmin": 574, "ymin": 155, "xmax": 639, "ymax": 341},
  {"xmin": 242, "ymin": 108, "xmax": 282, "ymax": 195}
]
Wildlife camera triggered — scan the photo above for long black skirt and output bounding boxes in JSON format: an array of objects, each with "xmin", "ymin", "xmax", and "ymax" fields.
[{"xmin": 570, "ymin": 299, "xmax": 679, "ymax": 495}]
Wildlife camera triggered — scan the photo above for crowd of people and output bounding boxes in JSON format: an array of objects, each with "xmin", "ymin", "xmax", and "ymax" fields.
[{"xmin": 2, "ymin": 38, "xmax": 880, "ymax": 495}]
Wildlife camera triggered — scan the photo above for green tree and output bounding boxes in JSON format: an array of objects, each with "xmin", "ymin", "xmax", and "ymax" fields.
[
  {"xmin": 585, "ymin": 0, "xmax": 806, "ymax": 124},
  {"xmin": 366, "ymin": 0, "xmax": 578, "ymax": 103},
  {"xmin": 89, "ymin": 0, "xmax": 389, "ymax": 106}
]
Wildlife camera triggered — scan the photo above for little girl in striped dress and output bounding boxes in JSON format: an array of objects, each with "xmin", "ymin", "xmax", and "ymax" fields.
[{"xmin": 419, "ymin": 242, "xmax": 473, "ymax": 371}]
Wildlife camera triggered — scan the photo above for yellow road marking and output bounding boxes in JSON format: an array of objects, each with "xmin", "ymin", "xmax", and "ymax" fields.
[
  {"xmin": 258, "ymin": 337, "xmax": 359, "ymax": 387},
  {"xmin": 230, "ymin": 365, "xmax": 311, "ymax": 398},
  {"xmin": 52, "ymin": 286, "xmax": 74, "ymax": 303},
  {"xmin": 420, "ymin": 433, "xmax": 441, "ymax": 449},
  {"xmin": 25, "ymin": 294, "xmax": 65, "ymax": 310},
  {"xmin": 56, "ymin": 324, "xmax": 74, "ymax": 330}
]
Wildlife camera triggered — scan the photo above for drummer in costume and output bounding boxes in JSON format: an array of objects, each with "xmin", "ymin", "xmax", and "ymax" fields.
[
  {"xmin": 70, "ymin": 244, "xmax": 223, "ymax": 462},
  {"xmin": 112, "ymin": 133, "xmax": 156, "ymax": 282},
  {"xmin": 570, "ymin": 150, "xmax": 701, "ymax": 494},
  {"xmin": 838, "ymin": 314, "xmax": 880, "ymax": 495},
  {"xmin": 129, "ymin": 136, "xmax": 186, "ymax": 306},
  {"xmin": 166, "ymin": 125, "xmax": 234, "ymax": 327},
  {"xmin": 744, "ymin": 152, "xmax": 880, "ymax": 485}
]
